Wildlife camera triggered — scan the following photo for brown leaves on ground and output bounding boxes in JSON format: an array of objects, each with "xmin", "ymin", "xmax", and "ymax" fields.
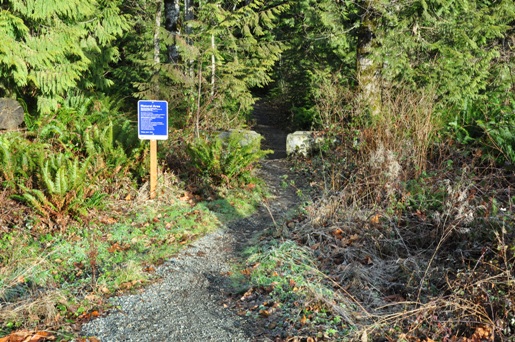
[
  {"xmin": 179, "ymin": 191, "xmax": 200, "ymax": 205},
  {"xmin": 107, "ymin": 242, "xmax": 131, "ymax": 253},
  {"xmin": 75, "ymin": 337, "xmax": 100, "ymax": 342},
  {"xmin": 394, "ymin": 324, "xmax": 494, "ymax": 342},
  {"xmin": 0, "ymin": 331, "xmax": 55, "ymax": 342}
]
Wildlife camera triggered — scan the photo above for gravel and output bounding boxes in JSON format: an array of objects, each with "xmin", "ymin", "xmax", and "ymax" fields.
[{"xmin": 81, "ymin": 160, "xmax": 300, "ymax": 341}]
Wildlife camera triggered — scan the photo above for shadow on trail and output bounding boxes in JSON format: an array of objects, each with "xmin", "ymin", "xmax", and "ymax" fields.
[{"xmin": 251, "ymin": 99, "xmax": 290, "ymax": 160}]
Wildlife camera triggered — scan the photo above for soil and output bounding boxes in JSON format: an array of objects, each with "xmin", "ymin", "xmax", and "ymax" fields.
[
  {"xmin": 251, "ymin": 99, "xmax": 291, "ymax": 160},
  {"xmin": 81, "ymin": 101, "xmax": 302, "ymax": 341}
]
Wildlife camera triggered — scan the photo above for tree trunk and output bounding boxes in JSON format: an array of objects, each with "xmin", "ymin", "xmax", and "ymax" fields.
[
  {"xmin": 211, "ymin": 33, "xmax": 216, "ymax": 96},
  {"xmin": 184, "ymin": 0, "xmax": 193, "ymax": 41},
  {"xmin": 164, "ymin": 0, "xmax": 180, "ymax": 64},
  {"xmin": 153, "ymin": 0, "xmax": 163, "ymax": 97},
  {"xmin": 184, "ymin": 0, "xmax": 194, "ymax": 76},
  {"xmin": 356, "ymin": 0, "xmax": 382, "ymax": 117}
]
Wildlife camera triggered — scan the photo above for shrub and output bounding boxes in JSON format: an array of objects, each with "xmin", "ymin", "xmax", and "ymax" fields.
[
  {"xmin": 0, "ymin": 95, "xmax": 145, "ymax": 226},
  {"xmin": 448, "ymin": 92, "xmax": 515, "ymax": 165},
  {"xmin": 187, "ymin": 131, "xmax": 272, "ymax": 187},
  {"xmin": 12, "ymin": 153, "xmax": 94, "ymax": 222}
]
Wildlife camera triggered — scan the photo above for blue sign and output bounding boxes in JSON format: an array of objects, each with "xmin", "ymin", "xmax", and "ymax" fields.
[{"xmin": 138, "ymin": 100, "xmax": 168, "ymax": 140}]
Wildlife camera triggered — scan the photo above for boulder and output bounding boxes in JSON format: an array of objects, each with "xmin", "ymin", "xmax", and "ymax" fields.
[
  {"xmin": 0, "ymin": 99, "xmax": 24, "ymax": 130},
  {"xmin": 286, "ymin": 131, "xmax": 333, "ymax": 157},
  {"xmin": 286, "ymin": 131, "xmax": 316, "ymax": 157},
  {"xmin": 218, "ymin": 129, "xmax": 262, "ymax": 150}
]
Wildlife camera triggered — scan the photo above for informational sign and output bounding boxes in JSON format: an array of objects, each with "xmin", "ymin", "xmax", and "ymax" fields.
[{"xmin": 138, "ymin": 100, "xmax": 168, "ymax": 140}]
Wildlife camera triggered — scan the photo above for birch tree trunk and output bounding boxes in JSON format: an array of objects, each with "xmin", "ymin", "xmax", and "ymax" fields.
[
  {"xmin": 184, "ymin": 0, "xmax": 194, "ymax": 76},
  {"xmin": 184, "ymin": 0, "xmax": 193, "ymax": 42},
  {"xmin": 211, "ymin": 33, "xmax": 215, "ymax": 96}
]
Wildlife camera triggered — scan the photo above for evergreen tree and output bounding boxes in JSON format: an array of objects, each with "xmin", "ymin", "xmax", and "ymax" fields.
[
  {"xmin": 272, "ymin": 0, "xmax": 515, "ymax": 134},
  {"xmin": 123, "ymin": 0, "xmax": 289, "ymax": 130},
  {"xmin": 0, "ymin": 0, "xmax": 130, "ymax": 114},
  {"xmin": 269, "ymin": 0, "xmax": 358, "ymax": 127}
]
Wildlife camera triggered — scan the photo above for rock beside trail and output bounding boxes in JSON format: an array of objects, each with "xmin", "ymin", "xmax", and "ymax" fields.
[
  {"xmin": 0, "ymin": 98, "xmax": 24, "ymax": 130},
  {"xmin": 286, "ymin": 131, "xmax": 338, "ymax": 157},
  {"xmin": 218, "ymin": 129, "xmax": 262, "ymax": 150}
]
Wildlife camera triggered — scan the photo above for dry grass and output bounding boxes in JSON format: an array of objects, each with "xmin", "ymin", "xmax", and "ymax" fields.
[
  {"xmin": 0, "ymin": 291, "xmax": 67, "ymax": 329},
  {"xmin": 282, "ymin": 83, "xmax": 515, "ymax": 340},
  {"xmin": 289, "ymin": 158, "xmax": 515, "ymax": 339},
  {"xmin": 354, "ymin": 85, "xmax": 438, "ymax": 205}
]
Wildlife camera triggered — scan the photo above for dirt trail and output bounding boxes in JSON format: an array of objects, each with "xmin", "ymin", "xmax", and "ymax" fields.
[
  {"xmin": 81, "ymin": 102, "xmax": 299, "ymax": 341},
  {"xmin": 252, "ymin": 99, "xmax": 289, "ymax": 160}
]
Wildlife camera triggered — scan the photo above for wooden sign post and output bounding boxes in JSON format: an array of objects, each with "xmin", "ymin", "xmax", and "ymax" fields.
[
  {"xmin": 149, "ymin": 139, "xmax": 157, "ymax": 199},
  {"xmin": 137, "ymin": 100, "xmax": 168, "ymax": 199}
]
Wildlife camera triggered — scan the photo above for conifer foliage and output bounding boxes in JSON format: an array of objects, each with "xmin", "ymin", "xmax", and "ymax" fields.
[
  {"xmin": 0, "ymin": 0, "xmax": 130, "ymax": 113},
  {"xmin": 122, "ymin": 0, "xmax": 289, "ymax": 130}
]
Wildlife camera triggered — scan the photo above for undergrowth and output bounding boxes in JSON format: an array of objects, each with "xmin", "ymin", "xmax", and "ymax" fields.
[
  {"xmin": 0, "ymin": 173, "xmax": 264, "ymax": 339},
  {"xmin": 239, "ymin": 83, "xmax": 515, "ymax": 341},
  {"xmin": 0, "ymin": 94, "xmax": 271, "ymax": 339}
]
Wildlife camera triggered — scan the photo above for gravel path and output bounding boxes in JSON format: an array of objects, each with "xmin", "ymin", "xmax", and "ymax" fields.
[{"xmin": 81, "ymin": 103, "xmax": 299, "ymax": 341}]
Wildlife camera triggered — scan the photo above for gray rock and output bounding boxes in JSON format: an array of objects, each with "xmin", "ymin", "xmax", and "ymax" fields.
[
  {"xmin": 0, "ymin": 98, "xmax": 24, "ymax": 130},
  {"xmin": 286, "ymin": 131, "xmax": 315, "ymax": 157},
  {"xmin": 218, "ymin": 129, "xmax": 262, "ymax": 151},
  {"xmin": 286, "ymin": 131, "xmax": 335, "ymax": 157}
]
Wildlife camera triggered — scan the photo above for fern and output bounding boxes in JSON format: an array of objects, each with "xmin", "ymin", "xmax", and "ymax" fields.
[
  {"xmin": 188, "ymin": 132, "xmax": 271, "ymax": 187},
  {"xmin": 14, "ymin": 153, "xmax": 93, "ymax": 216},
  {"xmin": 0, "ymin": 132, "xmax": 41, "ymax": 190},
  {"xmin": 13, "ymin": 189, "xmax": 55, "ymax": 217}
]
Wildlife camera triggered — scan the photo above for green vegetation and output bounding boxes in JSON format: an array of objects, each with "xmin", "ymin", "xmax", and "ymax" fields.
[
  {"xmin": 1, "ymin": 0, "xmax": 515, "ymax": 340},
  {"xmin": 187, "ymin": 132, "xmax": 272, "ymax": 187},
  {"xmin": 0, "ymin": 198, "xmax": 232, "ymax": 338}
]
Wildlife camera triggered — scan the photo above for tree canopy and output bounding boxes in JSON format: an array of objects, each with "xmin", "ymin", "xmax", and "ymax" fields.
[{"xmin": 0, "ymin": 0, "xmax": 514, "ymax": 159}]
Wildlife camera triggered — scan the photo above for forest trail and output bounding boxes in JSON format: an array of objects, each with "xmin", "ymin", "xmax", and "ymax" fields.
[
  {"xmin": 252, "ymin": 99, "xmax": 289, "ymax": 160},
  {"xmin": 81, "ymin": 102, "xmax": 300, "ymax": 341}
]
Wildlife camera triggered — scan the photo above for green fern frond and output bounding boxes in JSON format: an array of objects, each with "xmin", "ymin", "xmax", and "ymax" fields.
[{"xmin": 41, "ymin": 160, "xmax": 56, "ymax": 195}]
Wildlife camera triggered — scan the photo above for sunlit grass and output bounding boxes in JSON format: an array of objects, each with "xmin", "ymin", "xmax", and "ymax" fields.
[{"xmin": 0, "ymin": 188, "xmax": 261, "ymax": 337}]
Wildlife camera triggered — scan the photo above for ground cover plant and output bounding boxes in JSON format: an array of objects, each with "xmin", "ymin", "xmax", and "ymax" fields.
[
  {"xmin": 237, "ymin": 84, "xmax": 515, "ymax": 341},
  {"xmin": 2, "ymin": 0, "xmax": 515, "ymax": 340},
  {"xmin": 0, "ymin": 91, "xmax": 269, "ymax": 340}
]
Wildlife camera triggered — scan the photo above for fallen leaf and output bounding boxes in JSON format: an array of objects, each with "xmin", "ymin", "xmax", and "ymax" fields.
[
  {"xmin": 309, "ymin": 242, "xmax": 320, "ymax": 250},
  {"xmin": 85, "ymin": 294, "xmax": 101, "ymax": 302},
  {"xmin": 100, "ymin": 217, "xmax": 117, "ymax": 224},
  {"xmin": 414, "ymin": 210, "xmax": 427, "ymax": 221},
  {"xmin": 0, "ymin": 331, "xmax": 55, "ymax": 342},
  {"xmin": 342, "ymin": 233, "xmax": 360, "ymax": 246},
  {"xmin": 143, "ymin": 265, "xmax": 156, "ymax": 273},
  {"xmin": 363, "ymin": 255, "xmax": 373, "ymax": 265},
  {"xmin": 259, "ymin": 309, "xmax": 270, "ymax": 317},
  {"xmin": 88, "ymin": 338, "xmax": 100, "ymax": 342},
  {"xmin": 471, "ymin": 326, "xmax": 492, "ymax": 340},
  {"xmin": 108, "ymin": 242, "xmax": 130, "ymax": 253},
  {"xmin": 332, "ymin": 228, "xmax": 344, "ymax": 239}
]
